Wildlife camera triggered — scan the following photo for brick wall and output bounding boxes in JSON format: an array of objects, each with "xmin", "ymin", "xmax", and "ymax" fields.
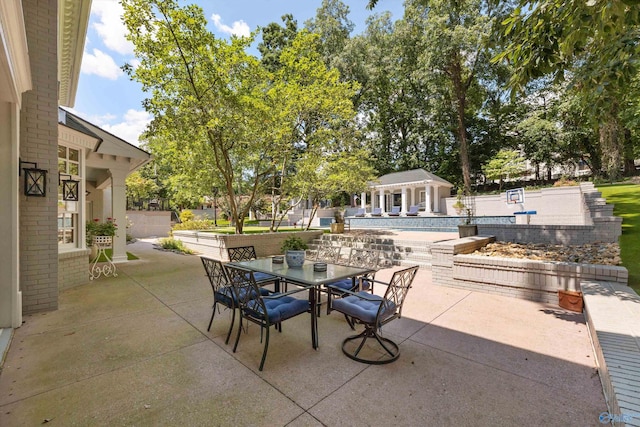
[
  {"xmin": 58, "ymin": 251, "xmax": 91, "ymax": 290},
  {"xmin": 20, "ymin": 0, "xmax": 59, "ymax": 314}
]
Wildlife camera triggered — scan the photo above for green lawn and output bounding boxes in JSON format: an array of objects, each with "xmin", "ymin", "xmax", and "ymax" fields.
[
  {"xmin": 598, "ymin": 183, "xmax": 640, "ymax": 292},
  {"xmin": 91, "ymin": 249, "xmax": 139, "ymax": 263}
]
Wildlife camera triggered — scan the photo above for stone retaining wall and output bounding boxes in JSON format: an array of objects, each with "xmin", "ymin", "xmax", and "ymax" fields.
[
  {"xmin": 432, "ymin": 237, "xmax": 628, "ymax": 303},
  {"xmin": 173, "ymin": 230, "xmax": 323, "ymax": 261}
]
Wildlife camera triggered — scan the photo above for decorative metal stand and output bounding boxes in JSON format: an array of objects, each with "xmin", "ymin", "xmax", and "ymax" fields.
[{"xmin": 90, "ymin": 236, "xmax": 117, "ymax": 280}]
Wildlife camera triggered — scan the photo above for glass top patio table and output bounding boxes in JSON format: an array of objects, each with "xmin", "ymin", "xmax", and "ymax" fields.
[{"xmin": 227, "ymin": 258, "xmax": 373, "ymax": 349}]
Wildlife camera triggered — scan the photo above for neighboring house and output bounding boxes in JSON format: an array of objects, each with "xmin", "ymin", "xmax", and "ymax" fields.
[
  {"xmin": 359, "ymin": 169, "xmax": 454, "ymax": 215},
  {"xmin": 0, "ymin": 1, "xmax": 150, "ymax": 329}
]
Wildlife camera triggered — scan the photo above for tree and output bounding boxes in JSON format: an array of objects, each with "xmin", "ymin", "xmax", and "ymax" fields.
[
  {"xmin": 482, "ymin": 149, "xmax": 526, "ymax": 190},
  {"xmin": 495, "ymin": 0, "xmax": 640, "ymax": 180},
  {"xmin": 304, "ymin": 0, "xmax": 355, "ymax": 70},
  {"xmin": 125, "ymin": 170, "xmax": 160, "ymax": 205},
  {"xmin": 258, "ymin": 14, "xmax": 299, "ymax": 72}
]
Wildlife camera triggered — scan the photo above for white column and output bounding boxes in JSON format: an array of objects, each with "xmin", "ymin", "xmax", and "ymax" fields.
[
  {"xmin": 433, "ymin": 186, "xmax": 440, "ymax": 213},
  {"xmin": 401, "ymin": 187, "xmax": 407, "ymax": 213},
  {"xmin": 370, "ymin": 190, "xmax": 375, "ymax": 209},
  {"xmin": 360, "ymin": 192, "xmax": 366, "ymax": 209},
  {"xmin": 0, "ymin": 102, "xmax": 22, "ymax": 327},
  {"xmin": 379, "ymin": 190, "xmax": 385, "ymax": 213},
  {"xmin": 109, "ymin": 169, "xmax": 129, "ymax": 263},
  {"xmin": 425, "ymin": 185, "xmax": 432, "ymax": 213}
]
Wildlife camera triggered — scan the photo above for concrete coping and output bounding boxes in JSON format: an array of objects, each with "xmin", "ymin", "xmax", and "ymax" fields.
[{"xmin": 582, "ymin": 281, "xmax": 640, "ymax": 424}]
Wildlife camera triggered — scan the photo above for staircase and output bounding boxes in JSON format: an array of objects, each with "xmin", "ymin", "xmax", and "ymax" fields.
[{"xmin": 308, "ymin": 234, "xmax": 434, "ymax": 270}]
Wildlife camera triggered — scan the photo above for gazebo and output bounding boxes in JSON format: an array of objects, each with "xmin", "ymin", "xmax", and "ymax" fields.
[{"xmin": 358, "ymin": 169, "xmax": 453, "ymax": 215}]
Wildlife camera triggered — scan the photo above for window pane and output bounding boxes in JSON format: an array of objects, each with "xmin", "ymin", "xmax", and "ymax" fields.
[
  {"xmin": 69, "ymin": 163, "xmax": 79, "ymax": 175},
  {"xmin": 58, "ymin": 146, "xmax": 66, "ymax": 159},
  {"xmin": 58, "ymin": 159, "xmax": 67, "ymax": 173},
  {"xmin": 69, "ymin": 148, "xmax": 79, "ymax": 162}
]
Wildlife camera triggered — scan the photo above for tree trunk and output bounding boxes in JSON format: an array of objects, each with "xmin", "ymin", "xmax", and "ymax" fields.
[
  {"xmin": 599, "ymin": 107, "xmax": 623, "ymax": 182},
  {"xmin": 451, "ymin": 58, "xmax": 471, "ymax": 194}
]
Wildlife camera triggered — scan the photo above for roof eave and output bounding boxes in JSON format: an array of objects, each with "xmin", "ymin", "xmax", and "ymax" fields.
[{"xmin": 58, "ymin": 0, "xmax": 92, "ymax": 107}]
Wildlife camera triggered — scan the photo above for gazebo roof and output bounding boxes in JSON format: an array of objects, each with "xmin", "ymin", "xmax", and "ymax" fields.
[{"xmin": 370, "ymin": 168, "xmax": 453, "ymax": 189}]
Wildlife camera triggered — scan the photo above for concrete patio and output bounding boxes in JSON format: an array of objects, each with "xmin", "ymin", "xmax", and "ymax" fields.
[{"xmin": 0, "ymin": 239, "xmax": 606, "ymax": 426}]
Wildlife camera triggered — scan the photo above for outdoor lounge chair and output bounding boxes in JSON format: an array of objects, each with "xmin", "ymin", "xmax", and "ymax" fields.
[
  {"xmin": 354, "ymin": 208, "xmax": 365, "ymax": 217},
  {"xmin": 225, "ymin": 265, "xmax": 310, "ymax": 371},
  {"xmin": 370, "ymin": 207, "xmax": 382, "ymax": 216},
  {"xmin": 406, "ymin": 205, "xmax": 419, "ymax": 216},
  {"xmin": 388, "ymin": 206, "xmax": 401, "ymax": 216},
  {"xmin": 329, "ymin": 265, "xmax": 419, "ymax": 364}
]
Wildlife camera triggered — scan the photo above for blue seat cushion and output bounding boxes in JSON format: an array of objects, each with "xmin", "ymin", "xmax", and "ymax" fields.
[
  {"xmin": 217, "ymin": 286, "xmax": 269, "ymax": 306},
  {"xmin": 245, "ymin": 297, "xmax": 309, "ymax": 324},
  {"xmin": 327, "ymin": 278, "xmax": 371, "ymax": 291},
  {"xmin": 215, "ymin": 287, "xmax": 234, "ymax": 307},
  {"xmin": 332, "ymin": 292, "xmax": 396, "ymax": 324}
]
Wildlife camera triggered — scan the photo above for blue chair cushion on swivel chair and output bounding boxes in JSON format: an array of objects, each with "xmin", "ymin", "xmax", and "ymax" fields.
[
  {"xmin": 328, "ymin": 277, "xmax": 372, "ymax": 292},
  {"xmin": 332, "ymin": 292, "xmax": 396, "ymax": 324}
]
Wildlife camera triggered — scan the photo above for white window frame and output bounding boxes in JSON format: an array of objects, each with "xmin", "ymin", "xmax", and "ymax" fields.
[{"xmin": 57, "ymin": 143, "xmax": 85, "ymax": 250}]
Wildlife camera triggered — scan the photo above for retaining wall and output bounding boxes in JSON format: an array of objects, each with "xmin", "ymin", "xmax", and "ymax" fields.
[
  {"xmin": 432, "ymin": 237, "xmax": 628, "ymax": 303},
  {"xmin": 173, "ymin": 230, "xmax": 323, "ymax": 261},
  {"xmin": 58, "ymin": 250, "xmax": 91, "ymax": 290},
  {"xmin": 127, "ymin": 211, "xmax": 172, "ymax": 238}
]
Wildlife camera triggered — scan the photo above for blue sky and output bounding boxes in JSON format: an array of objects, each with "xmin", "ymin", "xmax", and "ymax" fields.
[{"xmin": 73, "ymin": 0, "xmax": 405, "ymax": 146}]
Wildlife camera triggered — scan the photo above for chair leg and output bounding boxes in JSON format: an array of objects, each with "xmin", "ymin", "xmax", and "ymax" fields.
[
  {"xmin": 224, "ymin": 307, "xmax": 236, "ymax": 345},
  {"xmin": 207, "ymin": 305, "xmax": 215, "ymax": 332},
  {"xmin": 259, "ymin": 325, "xmax": 270, "ymax": 371},
  {"xmin": 233, "ymin": 314, "xmax": 243, "ymax": 353},
  {"xmin": 341, "ymin": 325, "xmax": 400, "ymax": 365}
]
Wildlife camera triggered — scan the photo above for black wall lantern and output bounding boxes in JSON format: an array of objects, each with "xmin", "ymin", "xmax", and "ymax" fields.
[
  {"xmin": 19, "ymin": 159, "xmax": 47, "ymax": 197},
  {"xmin": 59, "ymin": 173, "xmax": 80, "ymax": 201}
]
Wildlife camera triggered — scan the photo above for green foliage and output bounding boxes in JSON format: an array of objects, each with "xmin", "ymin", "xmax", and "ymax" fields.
[
  {"xmin": 482, "ymin": 150, "xmax": 526, "ymax": 189},
  {"xmin": 280, "ymin": 236, "xmax": 308, "ymax": 252},
  {"xmin": 126, "ymin": 170, "xmax": 160, "ymax": 201},
  {"xmin": 598, "ymin": 184, "xmax": 640, "ymax": 291},
  {"xmin": 172, "ymin": 220, "xmax": 216, "ymax": 231},
  {"xmin": 86, "ymin": 218, "xmax": 118, "ymax": 245},
  {"xmin": 179, "ymin": 210, "xmax": 195, "ymax": 222},
  {"xmin": 158, "ymin": 237, "xmax": 194, "ymax": 254}
]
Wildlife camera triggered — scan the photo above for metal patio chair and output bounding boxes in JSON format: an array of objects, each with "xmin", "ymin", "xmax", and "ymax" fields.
[
  {"xmin": 225, "ymin": 264, "xmax": 310, "ymax": 371},
  {"xmin": 330, "ymin": 265, "xmax": 419, "ymax": 364}
]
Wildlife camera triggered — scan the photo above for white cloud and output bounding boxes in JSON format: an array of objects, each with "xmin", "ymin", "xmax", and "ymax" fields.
[
  {"xmin": 99, "ymin": 109, "xmax": 152, "ymax": 146},
  {"xmin": 91, "ymin": 0, "xmax": 134, "ymax": 55},
  {"xmin": 210, "ymin": 13, "xmax": 251, "ymax": 37},
  {"xmin": 81, "ymin": 49, "xmax": 123, "ymax": 80}
]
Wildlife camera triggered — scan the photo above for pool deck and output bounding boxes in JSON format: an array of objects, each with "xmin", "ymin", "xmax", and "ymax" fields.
[{"xmin": 0, "ymin": 238, "xmax": 606, "ymax": 426}]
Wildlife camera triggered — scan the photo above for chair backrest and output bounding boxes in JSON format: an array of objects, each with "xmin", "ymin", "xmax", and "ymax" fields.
[
  {"xmin": 227, "ymin": 246, "xmax": 258, "ymax": 262},
  {"xmin": 347, "ymin": 247, "xmax": 380, "ymax": 271},
  {"xmin": 201, "ymin": 256, "xmax": 231, "ymax": 294},
  {"xmin": 316, "ymin": 244, "xmax": 341, "ymax": 263},
  {"xmin": 379, "ymin": 266, "xmax": 419, "ymax": 322},
  {"xmin": 224, "ymin": 264, "xmax": 266, "ymax": 317},
  {"xmin": 391, "ymin": 206, "xmax": 400, "ymax": 214},
  {"xmin": 408, "ymin": 205, "xmax": 419, "ymax": 214},
  {"xmin": 371, "ymin": 207, "xmax": 382, "ymax": 215},
  {"xmin": 355, "ymin": 208, "xmax": 365, "ymax": 216}
]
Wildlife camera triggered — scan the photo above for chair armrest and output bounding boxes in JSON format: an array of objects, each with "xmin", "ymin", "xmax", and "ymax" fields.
[
  {"xmin": 262, "ymin": 286, "xmax": 310, "ymax": 299},
  {"xmin": 325, "ymin": 286, "xmax": 382, "ymax": 301}
]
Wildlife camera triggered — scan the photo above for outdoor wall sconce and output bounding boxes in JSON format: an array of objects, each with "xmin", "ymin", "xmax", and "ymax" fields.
[
  {"xmin": 59, "ymin": 173, "xmax": 80, "ymax": 201},
  {"xmin": 19, "ymin": 159, "xmax": 47, "ymax": 197}
]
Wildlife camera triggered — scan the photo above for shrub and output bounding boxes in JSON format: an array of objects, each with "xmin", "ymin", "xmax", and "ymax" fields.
[
  {"xmin": 158, "ymin": 237, "xmax": 194, "ymax": 254},
  {"xmin": 553, "ymin": 177, "xmax": 579, "ymax": 187},
  {"xmin": 179, "ymin": 210, "xmax": 195, "ymax": 222},
  {"xmin": 172, "ymin": 219, "xmax": 216, "ymax": 230}
]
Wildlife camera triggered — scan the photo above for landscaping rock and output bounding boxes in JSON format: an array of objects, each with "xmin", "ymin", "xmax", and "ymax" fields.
[{"xmin": 472, "ymin": 242, "xmax": 621, "ymax": 265}]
